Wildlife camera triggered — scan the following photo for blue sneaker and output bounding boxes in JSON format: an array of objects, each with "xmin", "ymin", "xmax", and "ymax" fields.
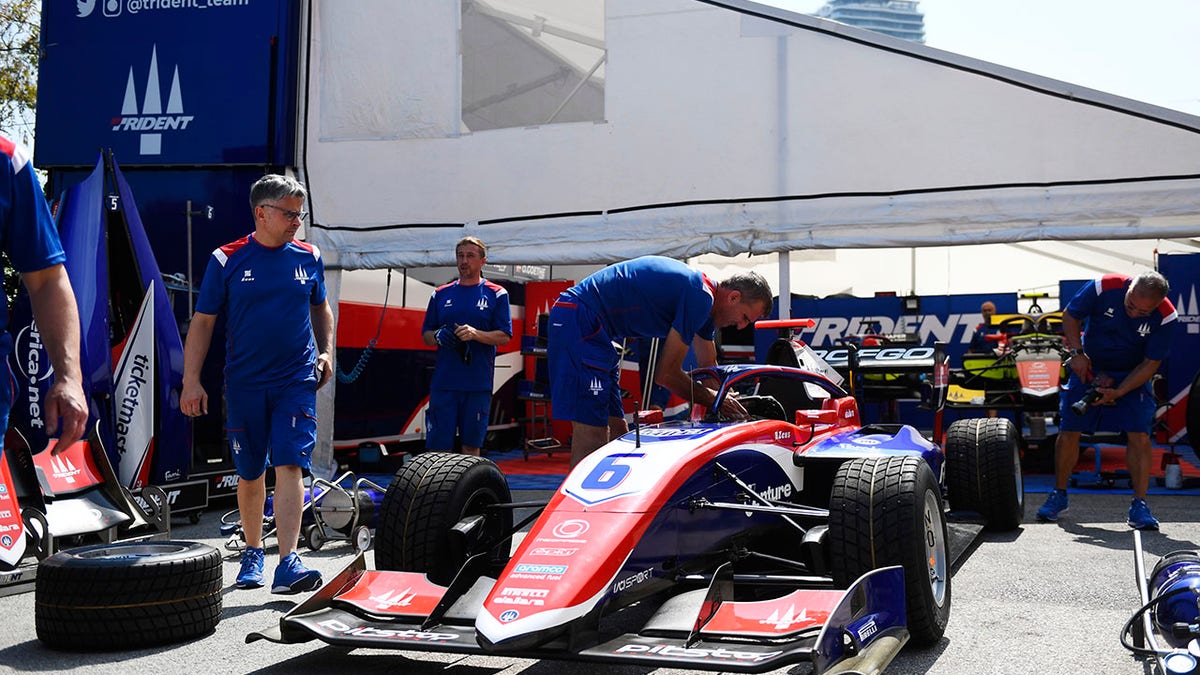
[
  {"xmin": 236, "ymin": 546, "xmax": 265, "ymax": 588},
  {"xmin": 271, "ymin": 552, "xmax": 323, "ymax": 594},
  {"xmin": 1128, "ymin": 498, "xmax": 1160, "ymax": 530},
  {"xmin": 1036, "ymin": 489, "xmax": 1069, "ymax": 522}
]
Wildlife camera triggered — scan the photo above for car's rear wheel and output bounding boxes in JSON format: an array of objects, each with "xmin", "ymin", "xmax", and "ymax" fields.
[
  {"xmin": 829, "ymin": 456, "xmax": 950, "ymax": 646},
  {"xmin": 945, "ymin": 417, "xmax": 1024, "ymax": 531},
  {"xmin": 375, "ymin": 452, "xmax": 512, "ymax": 584}
]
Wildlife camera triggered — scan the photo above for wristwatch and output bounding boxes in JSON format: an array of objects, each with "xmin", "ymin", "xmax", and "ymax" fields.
[{"xmin": 1068, "ymin": 348, "xmax": 1086, "ymax": 358}]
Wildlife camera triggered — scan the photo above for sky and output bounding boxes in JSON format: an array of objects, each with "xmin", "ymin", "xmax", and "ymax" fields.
[{"xmin": 771, "ymin": 0, "xmax": 1200, "ymax": 117}]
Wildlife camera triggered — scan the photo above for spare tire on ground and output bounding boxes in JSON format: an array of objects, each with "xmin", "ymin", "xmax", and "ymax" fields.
[{"xmin": 35, "ymin": 540, "xmax": 222, "ymax": 650}]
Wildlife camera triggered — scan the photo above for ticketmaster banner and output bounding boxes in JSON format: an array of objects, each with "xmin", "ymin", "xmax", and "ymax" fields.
[{"xmin": 36, "ymin": 0, "xmax": 300, "ymax": 167}]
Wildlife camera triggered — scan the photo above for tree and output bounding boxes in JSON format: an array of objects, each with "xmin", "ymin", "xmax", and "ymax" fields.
[{"xmin": 0, "ymin": 0, "xmax": 40, "ymax": 145}]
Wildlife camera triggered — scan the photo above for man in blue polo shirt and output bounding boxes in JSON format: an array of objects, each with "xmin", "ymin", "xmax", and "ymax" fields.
[
  {"xmin": 0, "ymin": 134, "xmax": 87, "ymax": 457},
  {"xmin": 1036, "ymin": 271, "xmax": 1175, "ymax": 529},
  {"xmin": 421, "ymin": 237, "xmax": 512, "ymax": 456},
  {"xmin": 549, "ymin": 256, "xmax": 773, "ymax": 466},
  {"xmin": 182, "ymin": 174, "xmax": 334, "ymax": 593}
]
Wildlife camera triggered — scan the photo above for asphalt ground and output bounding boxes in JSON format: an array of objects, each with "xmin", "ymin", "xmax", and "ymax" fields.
[{"xmin": 0, "ymin": 491, "xmax": 1197, "ymax": 675}]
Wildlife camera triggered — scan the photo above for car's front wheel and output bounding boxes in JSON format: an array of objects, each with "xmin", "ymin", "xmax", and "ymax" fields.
[
  {"xmin": 375, "ymin": 452, "xmax": 512, "ymax": 585},
  {"xmin": 828, "ymin": 455, "xmax": 950, "ymax": 646}
]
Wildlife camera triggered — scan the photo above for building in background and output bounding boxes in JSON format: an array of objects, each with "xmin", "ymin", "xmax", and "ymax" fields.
[{"xmin": 814, "ymin": 0, "xmax": 925, "ymax": 42}]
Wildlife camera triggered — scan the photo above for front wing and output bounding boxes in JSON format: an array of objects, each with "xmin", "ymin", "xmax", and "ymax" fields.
[{"xmin": 249, "ymin": 556, "xmax": 908, "ymax": 674}]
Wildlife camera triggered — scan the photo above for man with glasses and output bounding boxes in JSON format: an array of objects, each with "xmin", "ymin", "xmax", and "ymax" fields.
[
  {"xmin": 1037, "ymin": 271, "xmax": 1175, "ymax": 529},
  {"xmin": 182, "ymin": 174, "xmax": 334, "ymax": 593},
  {"xmin": 548, "ymin": 256, "xmax": 774, "ymax": 466}
]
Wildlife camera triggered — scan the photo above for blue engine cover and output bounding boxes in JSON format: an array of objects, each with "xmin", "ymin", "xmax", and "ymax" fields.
[{"xmin": 802, "ymin": 425, "xmax": 944, "ymax": 480}]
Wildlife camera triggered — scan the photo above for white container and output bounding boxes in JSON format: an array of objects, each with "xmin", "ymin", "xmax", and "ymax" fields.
[{"xmin": 1165, "ymin": 462, "xmax": 1184, "ymax": 489}]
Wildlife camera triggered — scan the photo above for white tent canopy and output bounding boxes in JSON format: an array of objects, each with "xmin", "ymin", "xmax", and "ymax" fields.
[{"xmin": 302, "ymin": 0, "xmax": 1200, "ymax": 270}]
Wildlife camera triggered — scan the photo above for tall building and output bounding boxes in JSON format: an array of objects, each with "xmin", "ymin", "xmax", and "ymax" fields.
[{"xmin": 814, "ymin": 0, "xmax": 925, "ymax": 43}]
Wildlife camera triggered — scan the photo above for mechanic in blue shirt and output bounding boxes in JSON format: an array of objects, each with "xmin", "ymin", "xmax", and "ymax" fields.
[
  {"xmin": 0, "ymin": 134, "xmax": 87, "ymax": 457},
  {"xmin": 182, "ymin": 174, "xmax": 334, "ymax": 594},
  {"xmin": 421, "ymin": 237, "xmax": 512, "ymax": 456},
  {"xmin": 967, "ymin": 300, "xmax": 1000, "ymax": 352},
  {"xmin": 549, "ymin": 256, "xmax": 773, "ymax": 466},
  {"xmin": 1036, "ymin": 271, "xmax": 1175, "ymax": 529}
]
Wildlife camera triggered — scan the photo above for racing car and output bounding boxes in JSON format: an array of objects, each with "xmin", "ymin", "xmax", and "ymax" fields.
[{"xmin": 250, "ymin": 319, "xmax": 1024, "ymax": 673}]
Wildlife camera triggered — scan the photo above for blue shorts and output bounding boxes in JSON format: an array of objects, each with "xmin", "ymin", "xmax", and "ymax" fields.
[
  {"xmin": 1058, "ymin": 371, "xmax": 1155, "ymax": 434},
  {"xmin": 225, "ymin": 380, "xmax": 317, "ymax": 480},
  {"xmin": 547, "ymin": 296, "xmax": 623, "ymax": 427},
  {"xmin": 426, "ymin": 390, "xmax": 491, "ymax": 450}
]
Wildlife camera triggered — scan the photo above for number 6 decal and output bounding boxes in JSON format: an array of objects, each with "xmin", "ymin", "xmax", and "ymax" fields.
[{"xmin": 580, "ymin": 453, "xmax": 644, "ymax": 491}]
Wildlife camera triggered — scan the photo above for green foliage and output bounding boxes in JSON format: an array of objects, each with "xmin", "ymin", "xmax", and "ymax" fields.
[{"xmin": 0, "ymin": 0, "xmax": 40, "ymax": 144}]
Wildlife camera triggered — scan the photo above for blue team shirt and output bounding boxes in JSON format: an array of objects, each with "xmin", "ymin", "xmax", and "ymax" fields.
[
  {"xmin": 421, "ymin": 279, "xmax": 512, "ymax": 392},
  {"xmin": 195, "ymin": 234, "xmax": 327, "ymax": 390},
  {"xmin": 1066, "ymin": 274, "xmax": 1176, "ymax": 372},
  {"xmin": 566, "ymin": 256, "xmax": 716, "ymax": 344},
  {"xmin": 0, "ymin": 136, "xmax": 68, "ymax": 410}
]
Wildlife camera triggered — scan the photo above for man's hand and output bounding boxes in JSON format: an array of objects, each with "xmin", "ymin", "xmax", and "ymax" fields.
[
  {"xmin": 435, "ymin": 326, "xmax": 461, "ymax": 347},
  {"xmin": 1068, "ymin": 352, "xmax": 1092, "ymax": 383},
  {"xmin": 315, "ymin": 352, "xmax": 333, "ymax": 390},
  {"xmin": 716, "ymin": 389, "xmax": 748, "ymax": 419},
  {"xmin": 181, "ymin": 380, "xmax": 208, "ymax": 418},
  {"xmin": 454, "ymin": 323, "xmax": 479, "ymax": 342},
  {"xmin": 46, "ymin": 380, "xmax": 88, "ymax": 456}
]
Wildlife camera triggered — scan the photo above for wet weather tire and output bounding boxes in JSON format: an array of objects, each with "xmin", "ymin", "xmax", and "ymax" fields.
[
  {"xmin": 35, "ymin": 541, "xmax": 221, "ymax": 650},
  {"xmin": 945, "ymin": 417, "xmax": 1025, "ymax": 531},
  {"xmin": 829, "ymin": 456, "xmax": 950, "ymax": 646},
  {"xmin": 376, "ymin": 452, "xmax": 512, "ymax": 585}
]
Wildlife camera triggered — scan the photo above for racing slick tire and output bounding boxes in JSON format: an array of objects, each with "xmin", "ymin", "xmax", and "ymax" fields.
[
  {"xmin": 829, "ymin": 456, "xmax": 950, "ymax": 647},
  {"xmin": 376, "ymin": 452, "xmax": 512, "ymax": 585},
  {"xmin": 945, "ymin": 417, "xmax": 1025, "ymax": 531},
  {"xmin": 35, "ymin": 541, "xmax": 221, "ymax": 650}
]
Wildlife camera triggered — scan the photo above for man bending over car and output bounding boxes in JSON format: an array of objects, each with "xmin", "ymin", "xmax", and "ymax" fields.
[{"xmin": 548, "ymin": 256, "xmax": 772, "ymax": 466}]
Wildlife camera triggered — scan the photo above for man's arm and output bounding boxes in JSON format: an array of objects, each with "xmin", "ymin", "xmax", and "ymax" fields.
[
  {"xmin": 181, "ymin": 312, "xmax": 217, "ymax": 416},
  {"xmin": 1061, "ymin": 311, "xmax": 1091, "ymax": 383},
  {"xmin": 22, "ymin": 265, "xmax": 87, "ymax": 454},
  {"xmin": 693, "ymin": 337, "xmax": 718, "ymax": 368},
  {"xmin": 1100, "ymin": 357, "xmax": 1161, "ymax": 406},
  {"xmin": 311, "ymin": 300, "xmax": 335, "ymax": 389}
]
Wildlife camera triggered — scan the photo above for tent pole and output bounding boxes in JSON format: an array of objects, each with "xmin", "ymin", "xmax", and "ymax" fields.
[{"xmin": 779, "ymin": 251, "xmax": 791, "ymax": 320}]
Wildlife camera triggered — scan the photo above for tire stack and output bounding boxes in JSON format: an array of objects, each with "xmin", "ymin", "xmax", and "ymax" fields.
[{"xmin": 35, "ymin": 541, "xmax": 222, "ymax": 650}]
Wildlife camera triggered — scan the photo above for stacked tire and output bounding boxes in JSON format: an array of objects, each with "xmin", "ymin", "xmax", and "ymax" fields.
[{"xmin": 36, "ymin": 541, "xmax": 222, "ymax": 650}]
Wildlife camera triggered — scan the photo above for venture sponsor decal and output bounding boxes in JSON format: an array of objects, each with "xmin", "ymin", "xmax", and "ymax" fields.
[{"xmin": 113, "ymin": 289, "xmax": 157, "ymax": 489}]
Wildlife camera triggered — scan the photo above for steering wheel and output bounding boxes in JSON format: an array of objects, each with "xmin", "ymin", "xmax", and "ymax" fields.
[{"xmin": 737, "ymin": 395, "xmax": 788, "ymax": 422}]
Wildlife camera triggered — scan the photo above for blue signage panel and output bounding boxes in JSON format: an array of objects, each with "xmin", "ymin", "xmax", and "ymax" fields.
[{"xmin": 36, "ymin": 0, "xmax": 299, "ymax": 167}]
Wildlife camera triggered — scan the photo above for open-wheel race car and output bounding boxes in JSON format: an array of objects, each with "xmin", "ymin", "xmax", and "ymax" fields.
[{"xmin": 249, "ymin": 319, "xmax": 1024, "ymax": 673}]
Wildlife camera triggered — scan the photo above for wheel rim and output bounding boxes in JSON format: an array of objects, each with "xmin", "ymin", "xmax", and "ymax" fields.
[
  {"xmin": 76, "ymin": 543, "xmax": 190, "ymax": 560},
  {"xmin": 922, "ymin": 490, "xmax": 949, "ymax": 607},
  {"xmin": 355, "ymin": 526, "xmax": 372, "ymax": 551}
]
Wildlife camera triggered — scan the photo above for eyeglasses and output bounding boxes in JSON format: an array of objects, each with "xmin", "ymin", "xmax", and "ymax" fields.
[{"xmin": 260, "ymin": 203, "xmax": 309, "ymax": 221}]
